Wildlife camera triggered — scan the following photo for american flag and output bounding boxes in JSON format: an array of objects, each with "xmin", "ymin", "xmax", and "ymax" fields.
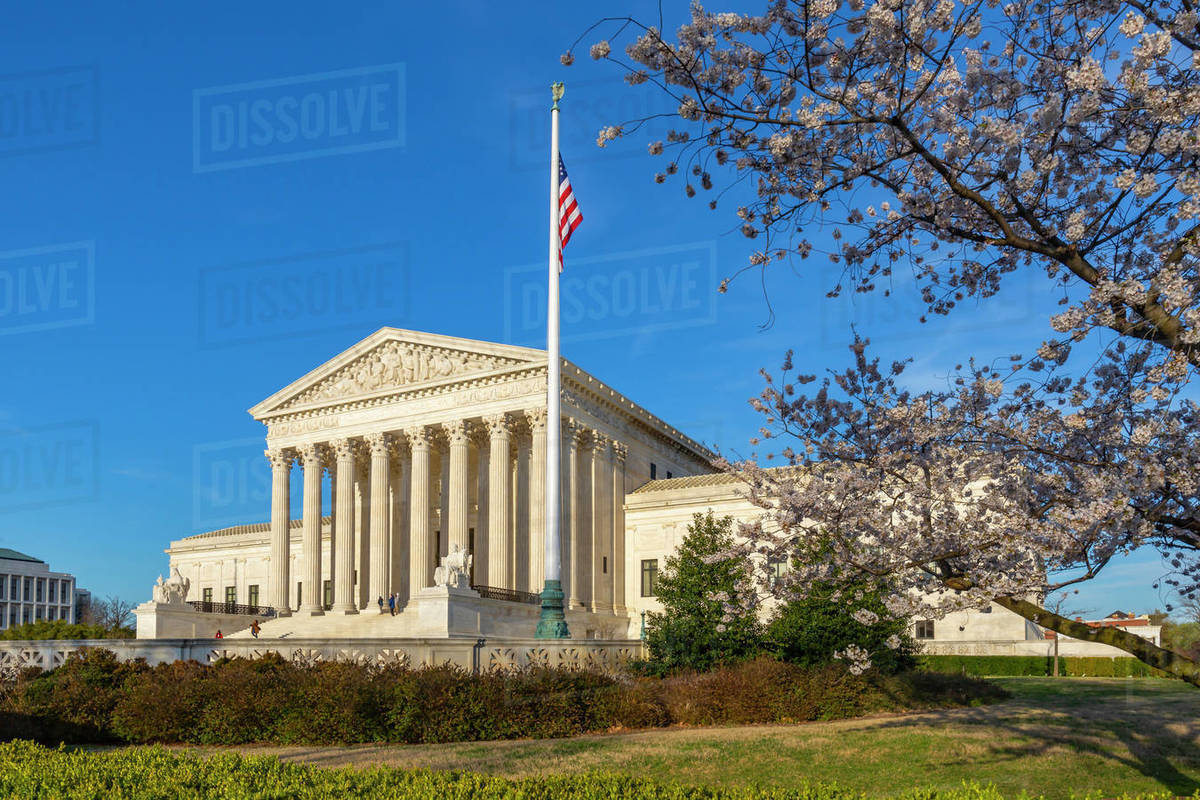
[{"xmin": 558, "ymin": 155, "xmax": 582, "ymax": 269}]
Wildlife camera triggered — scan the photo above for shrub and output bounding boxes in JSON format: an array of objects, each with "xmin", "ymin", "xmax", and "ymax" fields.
[
  {"xmin": 0, "ymin": 620, "xmax": 133, "ymax": 641},
  {"xmin": 1, "ymin": 652, "xmax": 1004, "ymax": 745},
  {"xmin": 5, "ymin": 648, "xmax": 147, "ymax": 743},
  {"xmin": 918, "ymin": 654, "xmax": 1172, "ymax": 678},
  {"xmin": 767, "ymin": 579, "xmax": 918, "ymax": 674},
  {"xmin": 644, "ymin": 512, "xmax": 765, "ymax": 675}
]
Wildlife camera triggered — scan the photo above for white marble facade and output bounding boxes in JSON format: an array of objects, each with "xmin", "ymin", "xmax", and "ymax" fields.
[{"xmin": 165, "ymin": 328, "xmax": 713, "ymax": 639}]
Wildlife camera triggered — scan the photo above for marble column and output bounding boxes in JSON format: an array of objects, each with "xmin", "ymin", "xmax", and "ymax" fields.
[
  {"xmin": 485, "ymin": 414, "xmax": 512, "ymax": 590},
  {"xmin": 515, "ymin": 432, "xmax": 531, "ymax": 592},
  {"xmin": 355, "ymin": 454, "xmax": 370, "ymax": 609},
  {"xmin": 298, "ymin": 443, "xmax": 324, "ymax": 616},
  {"xmin": 577, "ymin": 431, "xmax": 593, "ymax": 608},
  {"xmin": 407, "ymin": 427, "xmax": 432, "ymax": 593},
  {"xmin": 390, "ymin": 444, "xmax": 410, "ymax": 601},
  {"xmin": 564, "ymin": 421, "xmax": 582, "ymax": 607},
  {"xmin": 443, "ymin": 420, "xmax": 470, "ymax": 553},
  {"xmin": 526, "ymin": 409, "xmax": 547, "ymax": 593},
  {"xmin": 592, "ymin": 433, "xmax": 613, "ymax": 611},
  {"xmin": 366, "ymin": 432, "xmax": 391, "ymax": 609},
  {"xmin": 474, "ymin": 428, "xmax": 490, "ymax": 588},
  {"xmin": 331, "ymin": 438, "xmax": 358, "ymax": 614},
  {"xmin": 612, "ymin": 442, "xmax": 628, "ymax": 612},
  {"xmin": 266, "ymin": 448, "xmax": 293, "ymax": 616},
  {"xmin": 438, "ymin": 439, "xmax": 451, "ymax": 560}
]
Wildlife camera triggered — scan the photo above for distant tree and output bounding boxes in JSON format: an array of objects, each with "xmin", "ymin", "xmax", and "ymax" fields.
[
  {"xmin": 83, "ymin": 596, "xmax": 136, "ymax": 636},
  {"xmin": 767, "ymin": 578, "xmax": 916, "ymax": 674},
  {"xmin": 643, "ymin": 512, "xmax": 764, "ymax": 674}
]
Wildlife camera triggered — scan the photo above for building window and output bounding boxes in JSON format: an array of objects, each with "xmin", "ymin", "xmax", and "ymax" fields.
[
  {"xmin": 34, "ymin": 606, "xmax": 43, "ymax": 621},
  {"xmin": 0, "ymin": 575, "xmax": 6, "ymax": 600},
  {"xmin": 48, "ymin": 582, "xmax": 56, "ymax": 603},
  {"xmin": 24, "ymin": 578, "xmax": 32, "ymax": 602},
  {"xmin": 47, "ymin": 608, "xmax": 56, "ymax": 621},
  {"xmin": 650, "ymin": 463, "xmax": 657, "ymax": 480},
  {"xmin": 202, "ymin": 587, "xmax": 213, "ymax": 603},
  {"xmin": 915, "ymin": 620, "xmax": 935, "ymax": 640},
  {"xmin": 769, "ymin": 558, "xmax": 788, "ymax": 588},
  {"xmin": 248, "ymin": 585, "xmax": 260, "ymax": 608},
  {"xmin": 225, "ymin": 586, "xmax": 236, "ymax": 605},
  {"xmin": 666, "ymin": 471, "xmax": 673, "ymax": 479},
  {"xmin": 36, "ymin": 579, "xmax": 44, "ymax": 602},
  {"xmin": 323, "ymin": 580, "xmax": 333, "ymax": 610},
  {"xmin": 641, "ymin": 559, "xmax": 658, "ymax": 597},
  {"xmin": 22, "ymin": 607, "xmax": 31, "ymax": 624},
  {"xmin": 602, "ymin": 556, "xmax": 608, "ymax": 574}
]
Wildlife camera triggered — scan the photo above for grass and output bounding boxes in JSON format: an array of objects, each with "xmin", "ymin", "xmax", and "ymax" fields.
[{"xmin": 171, "ymin": 678, "xmax": 1200, "ymax": 799}]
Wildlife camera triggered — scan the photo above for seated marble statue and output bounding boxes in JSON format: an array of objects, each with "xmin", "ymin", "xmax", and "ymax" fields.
[
  {"xmin": 433, "ymin": 545, "xmax": 473, "ymax": 590},
  {"xmin": 151, "ymin": 567, "xmax": 191, "ymax": 605}
]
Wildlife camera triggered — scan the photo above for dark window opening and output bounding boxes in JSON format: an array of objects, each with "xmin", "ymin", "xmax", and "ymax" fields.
[
  {"xmin": 915, "ymin": 620, "xmax": 935, "ymax": 639},
  {"xmin": 650, "ymin": 463, "xmax": 657, "ymax": 480},
  {"xmin": 641, "ymin": 559, "xmax": 658, "ymax": 597}
]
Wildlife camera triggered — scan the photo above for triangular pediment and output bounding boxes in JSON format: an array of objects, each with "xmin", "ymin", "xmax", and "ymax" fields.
[{"xmin": 250, "ymin": 328, "xmax": 544, "ymax": 418}]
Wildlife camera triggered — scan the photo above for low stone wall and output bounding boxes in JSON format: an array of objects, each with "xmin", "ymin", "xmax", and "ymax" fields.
[{"xmin": 0, "ymin": 636, "xmax": 645, "ymax": 677}]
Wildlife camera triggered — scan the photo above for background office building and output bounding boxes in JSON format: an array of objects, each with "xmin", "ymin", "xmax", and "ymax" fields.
[{"xmin": 0, "ymin": 549, "xmax": 82, "ymax": 629}]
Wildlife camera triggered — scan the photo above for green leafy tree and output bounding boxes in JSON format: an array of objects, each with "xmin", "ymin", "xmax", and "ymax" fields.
[
  {"xmin": 767, "ymin": 580, "xmax": 917, "ymax": 675},
  {"xmin": 643, "ymin": 512, "xmax": 763, "ymax": 674},
  {"xmin": 0, "ymin": 620, "xmax": 133, "ymax": 641}
]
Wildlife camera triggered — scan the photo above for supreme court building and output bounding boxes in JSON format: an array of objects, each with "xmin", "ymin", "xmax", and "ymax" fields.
[{"xmin": 155, "ymin": 328, "xmax": 717, "ymax": 640}]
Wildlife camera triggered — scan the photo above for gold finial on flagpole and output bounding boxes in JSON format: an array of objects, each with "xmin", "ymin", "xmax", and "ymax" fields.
[{"xmin": 551, "ymin": 82, "xmax": 565, "ymax": 110}]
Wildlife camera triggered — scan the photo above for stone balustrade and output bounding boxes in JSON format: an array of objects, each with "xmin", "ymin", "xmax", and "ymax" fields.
[{"xmin": 0, "ymin": 637, "xmax": 645, "ymax": 678}]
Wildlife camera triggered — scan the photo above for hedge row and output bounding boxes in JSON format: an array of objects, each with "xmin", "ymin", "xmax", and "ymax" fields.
[
  {"xmin": 2, "ymin": 740, "xmax": 1195, "ymax": 800},
  {"xmin": 918, "ymin": 655, "xmax": 1171, "ymax": 678},
  {"xmin": 0, "ymin": 649, "xmax": 1006, "ymax": 745}
]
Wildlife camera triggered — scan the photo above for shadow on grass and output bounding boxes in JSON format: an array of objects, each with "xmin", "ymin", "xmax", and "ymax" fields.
[{"xmin": 866, "ymin": 678, "xmax": 1200, "ymax": 796}]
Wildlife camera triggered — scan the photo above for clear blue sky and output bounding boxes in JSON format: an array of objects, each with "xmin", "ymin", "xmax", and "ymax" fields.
[{"xmin": 0, "ymin": 0, "xmax": 1173, "ymax": 619}]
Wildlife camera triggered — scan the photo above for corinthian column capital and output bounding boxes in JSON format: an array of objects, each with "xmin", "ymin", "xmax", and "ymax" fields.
[
  {"xmin": 297, "ymin": 442, "xmax": 326, "ymax": 468},
  {"xmin": 404, "ymin": 426, "xmax": 432, "ymax": 449},
  {"xmin": 442, "ymin": 419, "xmax": 471, "ymax": 446},
  {"xmin": 330, "ymin": 437, "xmax": 357, "ymax": 461},
  {"xmin": 525, "ymin": 408, "xmax": 548, "ymax": 432},
  {"xmin": 484, "ymin": 413, "xmax": 513, "ymax": 439},
  {"xmin": 265, "ymin": 448, "xmax": 294, "ymax": 471},
  {"xmin": 365, "ymin": 431, "xmax": 392, "ymax": 457}
]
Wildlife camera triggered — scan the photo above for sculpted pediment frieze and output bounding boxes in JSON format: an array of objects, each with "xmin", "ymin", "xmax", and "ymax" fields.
[{"xmin": 276, "ymin": 341, "xmax": 530, "ymax": 411}]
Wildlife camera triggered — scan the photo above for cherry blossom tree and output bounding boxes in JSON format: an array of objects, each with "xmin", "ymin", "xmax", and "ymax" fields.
[{"xmin": 565, "ymin": 0, "xmax": 1200, "ymax": 684}]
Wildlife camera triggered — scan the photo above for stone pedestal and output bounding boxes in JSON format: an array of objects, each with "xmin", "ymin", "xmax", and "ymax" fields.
[
  {"xmin": 408, "ymin": 584, "xmax": 482, "ymax": 637},
  {"xmin": 134, "ymin": 602, "xmax": 257, "ymax": 640}
]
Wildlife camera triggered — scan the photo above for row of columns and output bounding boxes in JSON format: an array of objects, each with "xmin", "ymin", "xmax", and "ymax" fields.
[{"xmin": 265, "ymin": 412, "xmax": 628, "ymax": 617}]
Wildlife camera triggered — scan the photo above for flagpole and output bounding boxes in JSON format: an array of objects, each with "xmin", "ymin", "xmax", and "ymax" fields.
[{"xmin": 536, "ymin": 81, "xmax": 570, "ymax": 639}]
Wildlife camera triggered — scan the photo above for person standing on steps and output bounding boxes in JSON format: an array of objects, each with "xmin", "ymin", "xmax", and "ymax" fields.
[
  {"xmin": 377, "ymin": 596, "xmax": 384, "ymax": 613},
  {"xmin": 388, "ymin": 593, "xmax": 396, "ymax": 616},
  {"xmin": 250, "ymin": 619, "xmax": 260, "ymax": 638}
]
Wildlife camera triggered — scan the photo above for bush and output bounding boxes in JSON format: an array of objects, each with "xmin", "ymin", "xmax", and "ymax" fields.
[
  {"xmin": 767, "ymin": 579, "xmax": 918, "ymax": 674},
  {"xmin": 918, "ymin": 654, "xmax": 1171, "ymax": 678},
  {"xmin": 0, "ymin": 620, "xmax": 133, "ymax": 640},
  {"xmin": 643, "ymin": 512, "xmax": 765, "ymax": 675},
  {"xmin": 0, "ymin": 650, "xmax": 1004, "ymax": 745}
]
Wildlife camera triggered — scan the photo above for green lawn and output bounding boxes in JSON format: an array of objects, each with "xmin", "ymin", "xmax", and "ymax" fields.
[{"xmin": 188, "ymin": 678, "xmax": 1200, "ymax": 799}]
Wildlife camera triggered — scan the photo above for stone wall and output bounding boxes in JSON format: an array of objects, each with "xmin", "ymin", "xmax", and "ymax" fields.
[{"xmin": 0, "ymin": 636, "xmax": 645, "ymax": 678}]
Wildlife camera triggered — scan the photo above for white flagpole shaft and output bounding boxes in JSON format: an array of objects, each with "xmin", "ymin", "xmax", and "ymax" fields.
[{"xmin": 544, "ymin": 96, "xmax": 562, "ymax": 585}]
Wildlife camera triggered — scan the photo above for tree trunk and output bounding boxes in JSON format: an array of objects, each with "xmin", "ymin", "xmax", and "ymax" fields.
[{"xmin": 992, "ymin": 596, "xmax": 1200, "ymax": 687}]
